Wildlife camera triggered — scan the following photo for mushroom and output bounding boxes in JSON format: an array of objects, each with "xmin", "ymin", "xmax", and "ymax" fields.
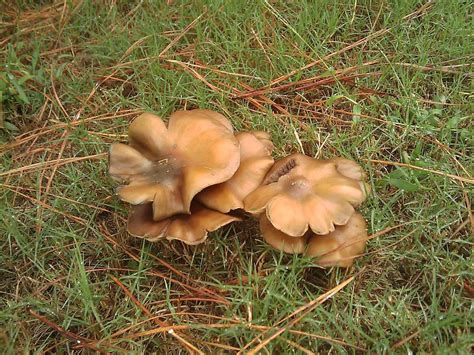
[
  {"xmin": 259, "ymin": 213, "xmax": 308, "ymax": 254},
  {"xmin": 197, "ymin": 131, "xmax": 274, "ymax": 213},
  {"xmin": 109, "ymin": 109, "xmax": 240, "ymax": 221},
  {"xmin": 127, "ymin": 202, "xmax": 240, "ymax": 245},
  {"xmin": 244, "ymin": 153, "xmax": 368, "ymax": 237},
  {"xmin": 305, "ymin": 212, "xmax": 368, "ymax": 267},
  {"xmin": 249, "ymin": 130, "xmax": 274, "ymax": 153}
]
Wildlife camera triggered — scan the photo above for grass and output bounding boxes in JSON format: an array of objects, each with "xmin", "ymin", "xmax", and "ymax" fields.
[{"xmin": 1, "ymin": 0, "xmax": 473, "ymax": 353}]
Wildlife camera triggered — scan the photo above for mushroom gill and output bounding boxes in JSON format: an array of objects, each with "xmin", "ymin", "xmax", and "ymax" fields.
[
  {"xmin": 244, "ymin": 153, "xmax": 368, "ymax": 237},
  {"xmin": 109, "ymin": 109, "xmax": 240, "ymax": 221},
  {"xmin": 127, "ymin": 202, "xmax": 240, "ymax": 245},
  {"xmin": 197, "ymin": 131, "xmax": 274, "ymax": 213}
]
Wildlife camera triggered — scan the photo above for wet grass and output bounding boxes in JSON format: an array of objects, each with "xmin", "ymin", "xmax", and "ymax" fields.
[{"xmin": 1, "ymin": 0, "xmax": 473, "ymax": 353}]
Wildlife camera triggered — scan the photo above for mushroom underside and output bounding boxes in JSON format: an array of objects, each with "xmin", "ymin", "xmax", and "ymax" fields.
[{"xmin": 128, "ymin": 203, "xmax": 241, "ymax": 245}]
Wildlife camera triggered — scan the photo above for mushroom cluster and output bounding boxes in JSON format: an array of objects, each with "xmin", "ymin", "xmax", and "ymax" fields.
[
  {"xmin": 245, "ymin": 154, "xmax": 370, "ymax": 267},
  {"xmin": 109, "ymin": 109, "xmax": 273, "ymax": 245},
  {"xmin": 109, "ymin": 109, "xmax": 370, "ymax": 267}
]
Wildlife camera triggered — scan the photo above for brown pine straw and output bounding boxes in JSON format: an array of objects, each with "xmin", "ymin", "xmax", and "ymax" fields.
[
  {"xmin": 6, "ymin": 188, "xmax": 86, "ymax": 225},
  {"xmin": 110, "ymin": 275, "xmax": 203, "ymax": 354},
  {"xmin": 0, "ymin": 183, "xmax": 113, "ymax": 213},
  {"xmin": 233, "ymin": 61, "xmax": 380, "ymax": 99},
  {"xmin": 232, "ymin": 1, "xmax": 434, "ymax": 99},
  {"xmin": 120, "ymin": 314, "xmax": 364, "ymax": 351},
  {"xmin": 391, "ymin": 329, "xmax": 422, "ymax": 349},
  {"xmin": 119, "ymin": 277, "xmax": 363, "ymax": 352},
  {"xmin": 284, "ymin": 338, "xmax": 315, "ymax": 355},
  {"xmin": 29, "ymin": 309, "xmax": 125, "ymax": 352},
  {"xmin": 99, "ymin": 223, "xmax": 230, "ymax": 305},
  {"xmin": 243, "ymin": 275, "xmax": 358, "ymax": 354},
  {"xmin": 234, "ymin": 28, "xmax": 390, "ymax": 99},
  {"xmin": 0, "ymin": 153, "xmax": 107, "ymax": 177},
  {"xmin": 0, "ymin": 109, "xmax": 141, "ymax": 153},
  {"xmin": 158, "ymin": 12, "xmax": 206, "ymax": 57}
]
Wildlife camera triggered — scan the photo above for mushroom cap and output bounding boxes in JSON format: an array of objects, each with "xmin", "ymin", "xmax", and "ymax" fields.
[
  {"xmin": 127, "ymin": 203, "xmax": 240, "ymax": 245},
  {"xmin": 126, "ymin": 203, "xmax": 170, "ymax": 242},
  {"xmin": 109, "ymin": 109, "xmax": 240, "ymax": 220},
  {"xmin": 259, "ymin": 213, "xmax": 308, "ymax": 254},
  {"xmin": 305, "ymin": 212, "xmax": 368, "ymax": 267},
  {"xmin": 197, "ymin": 131, "xmax": 274, "ymax": 213},
  {"xmin": 250, "ymin": 130, "xmax": 274, "ymax": 153},
  {"xmin": 244, "ymin": 153, "xmax": 368, "ymax": 237}
]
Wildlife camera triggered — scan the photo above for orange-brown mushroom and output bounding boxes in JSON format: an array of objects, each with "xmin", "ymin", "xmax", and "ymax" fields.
[
  {"xmin": 127, "ymin": 202, "xmax": 240, "ymax": 245},
  {"xmin": 244, "ymin": 153, "xmax": 368, "ymax": 237},
  {"xmin": 259, "ymin": 213, "xmax": 308, "ymax": 254},
  {"xmin": 109, "ymin": 109, "xmax": 240, "ymax": 221},
  {"xmin": 250, "ymin": 130, "xmax": 274, "ymax": 153},
  {"xmin": 197, "ymin": 131, "xmax": 274, "ymax": 212},
  {"xmin": 305, "ymin": 212, "xmax": 368, "ymax": 267}
]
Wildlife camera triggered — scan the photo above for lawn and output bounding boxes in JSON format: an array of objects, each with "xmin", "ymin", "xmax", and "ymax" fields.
[{"xmin": 1, "ymin": 0, "xmax": 473, "ymax": 353}]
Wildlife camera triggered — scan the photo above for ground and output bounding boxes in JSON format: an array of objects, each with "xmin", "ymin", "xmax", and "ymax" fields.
[{"xmin": 1, "ymin": 0, "xmax": 473, "ymax": 353}]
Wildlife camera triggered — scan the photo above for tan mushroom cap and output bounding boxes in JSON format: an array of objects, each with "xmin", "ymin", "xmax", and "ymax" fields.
[
  {"xmin": 250, "ymin": 130, "xmax": 274, "ymax": 153},
  {"xmin": 109, "ymin": 109, "xmax": 240, "ymax": 221},
  {"xmin": 259, "ymin": 214, "xmax": 308, "ymax": 254},
  {"xmin": 305, "ymin": 212, "xmax": 368, "ymax": 267},
  {"xmin": 127, "ymin": 203, "xmax": 240, "ymax": 245},
  {"xmin": 244, "ymin": 153, "xmax": 368, "ymax": 237},
  {"xmin": 197, "ymin": 131, "xmax": 274, "ymax": 212}
]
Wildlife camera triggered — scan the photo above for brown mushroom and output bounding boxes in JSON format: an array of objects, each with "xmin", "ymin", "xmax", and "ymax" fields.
[
  {"xmin": 244, "ymin": 153, "xmax": 368, "ymax": 237},
  {"xmin": 305, "ymin": 212, "xmax": 368, "ymax": 267},
  {"xmin": 127, "ymin": 202, "xmax": 240, "ymax": 245},
  {"xmin": 259, "ymin": 213, "xmax": 308, "ymax": 254},
  {"xmin": 197, "ymin": 131, "xmax": 274, "ymax": 212},
  {"xmin": 109, "ymin": 109, "xmax": 240, "ymax": 221},
  {"xmin": 250, "ymin": 130, "xmax": 274, "ymax": 153}
]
